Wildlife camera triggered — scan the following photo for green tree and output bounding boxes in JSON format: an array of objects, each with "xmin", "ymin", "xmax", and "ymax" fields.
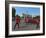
[{"xmin": 12, "ymin": 8, "xmax": 15, "ymax": 17}]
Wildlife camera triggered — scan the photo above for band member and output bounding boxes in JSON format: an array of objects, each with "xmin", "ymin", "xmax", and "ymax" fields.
[
  {"xmin": 25, "ymin": 17, "xmax": 28, "ymax": 23},
  {"xmin": 14, "ymin": 15, "xmax": 20, "ymax": 29}
]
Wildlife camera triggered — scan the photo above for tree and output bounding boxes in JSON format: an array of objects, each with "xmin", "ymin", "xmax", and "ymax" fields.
[{"xmin": 12, "ymin": 8, "xmax": 15, "ymax": 17}]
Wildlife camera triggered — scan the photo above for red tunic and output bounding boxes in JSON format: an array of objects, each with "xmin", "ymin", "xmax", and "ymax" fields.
[
  {"xmin": 32, "ymin": 19, "xmax": 39, "ymax": 24},
  {"xmin": 25, "ymin": 17, "xmax": 29, "ymax": 23},
  {"xmin": 16, "ymin": 17, "xmax": 20, "ymax": 24}
]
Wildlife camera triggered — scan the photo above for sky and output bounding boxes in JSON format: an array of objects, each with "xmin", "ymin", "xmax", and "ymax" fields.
[{"xmin": 15, "ymin": 7, "xmax": 40, "ymax": 16}]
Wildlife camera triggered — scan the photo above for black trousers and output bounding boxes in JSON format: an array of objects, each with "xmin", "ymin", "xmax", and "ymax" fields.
[{"xmin": 14, "ymin": 23, "xmax": 19, "ymax": 29}]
